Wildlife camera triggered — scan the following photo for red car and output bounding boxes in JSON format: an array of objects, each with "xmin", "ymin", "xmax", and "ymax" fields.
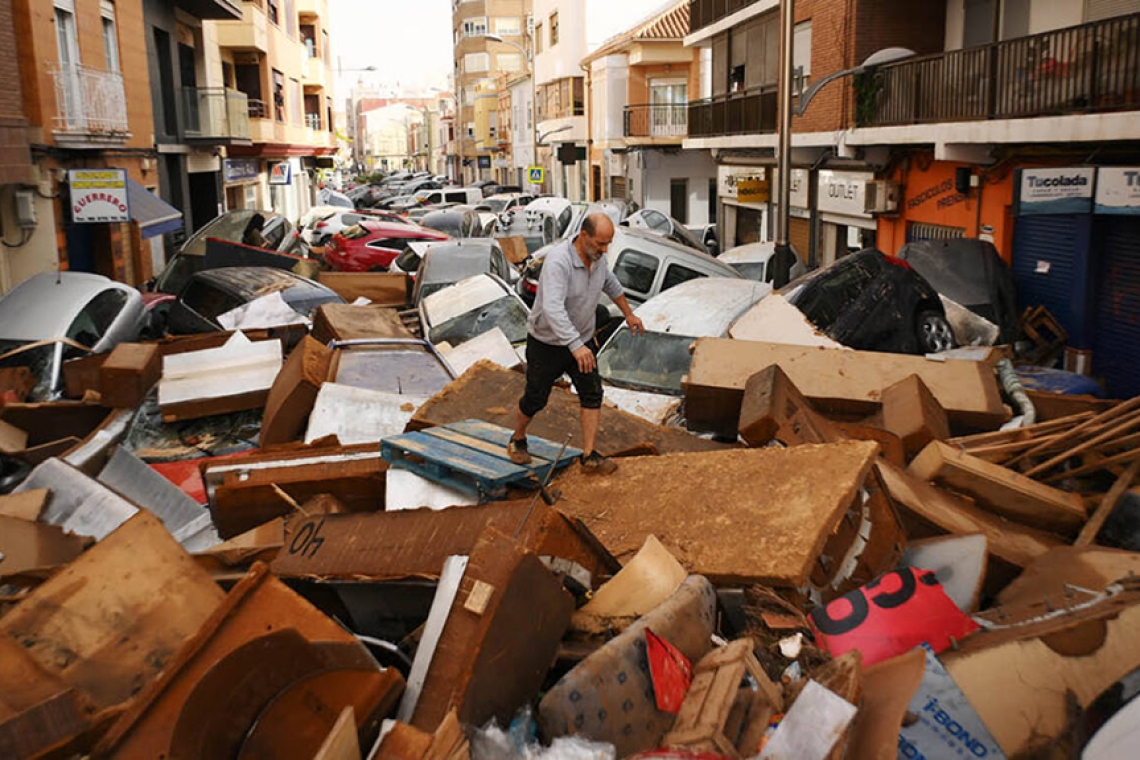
[{"xmin": 323, "ymin": 221, "xmax": 450, "ymax": 272}]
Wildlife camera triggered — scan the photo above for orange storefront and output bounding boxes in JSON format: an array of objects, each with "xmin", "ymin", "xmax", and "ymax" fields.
[{"xmin": 876, "ymin": 155, "xmax": 1017, "ymax": 263}]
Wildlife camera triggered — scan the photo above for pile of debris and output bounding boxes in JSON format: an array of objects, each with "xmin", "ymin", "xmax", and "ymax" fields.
[{"xmin": 2, "ymin": 294, "xmax": 1139, "ymax": 760}]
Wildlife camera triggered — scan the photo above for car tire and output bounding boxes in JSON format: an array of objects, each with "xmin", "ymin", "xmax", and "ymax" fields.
[{"xmin": 916, "ymin": 310, "xmax": 956, "ymax": 354}]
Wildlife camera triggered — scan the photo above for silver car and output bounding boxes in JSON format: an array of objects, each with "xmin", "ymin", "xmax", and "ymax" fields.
[{"xmin": 0, "ymin": 272, "xmax": 145, "ymax": 399}]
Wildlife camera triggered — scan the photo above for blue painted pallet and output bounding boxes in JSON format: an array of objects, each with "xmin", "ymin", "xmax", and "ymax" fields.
[{"xmin": 381, "ymin": 419, "xmax": 583, "ymax": 499}]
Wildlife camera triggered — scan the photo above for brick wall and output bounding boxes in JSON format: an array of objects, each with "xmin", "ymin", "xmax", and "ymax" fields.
[
  {"xmin": 0, "ymin": 0, "xmax": 31, "ymax": 183},
  {"xmin": 790, "ymin": 0, "xmax": 946, "ymax": 133}
]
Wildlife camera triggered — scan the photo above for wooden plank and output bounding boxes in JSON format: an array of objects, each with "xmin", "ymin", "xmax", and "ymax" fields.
[
  {"xmin": 317, "ymin": 272, "xmax": 410, "ymax": 306},
  {"xmin": 0, "ymin": 515, "xmax": 89, "ymax": 577},
  {"xmin": 876, "ymin": 461, "xmax": 1063, "ymax": 568},
  {"xmin": 909, "ymin": 442, "xmax": 1087, "ymax": 534},
  {"xmin": 1075, "ymin": 460, "xmax": 1140, "ymax": 547},
  {"xmin": 965, "ymin": 434, "xmax": 1066, "ymax": 463},
  {"xmin": 555, "ymin": 442, "xmax": 879, "ymax": 586},
  {"xmin": 99, "ymin": 343, "xmax": 161, "ymax": 409},
  {"xmin": 881, "ymin": 374, "xmax": 950, "ymax": 458},
  {"xmin": 1023, "ymin": 409, "xmax": 1140, "ymax": 477},
  {"xmin": 1006, "ymin": 396, "xmax": 1140, "ymax": 468},
  {"xmin": 418, "ymin": 427, "xmax": 554, "ymax": 469},
  {"xmin": 311, "ymin": 304, "xmax": 414, "ymax": 344},
  {"xmin": 0, "ymin": 489, "xmax": 50, "ymax": 521},
  {"xmin": 261, "ymin": 335, "xmax": 333, "ymax": 446},
  {"xmin": 682, "ymin": 339, "xmax": 1010, "ymax": 433},
  {"xmin": 948, "ymin": 413, "xmax": 1094, "ymax": 448},
  {"xmin": 312, "ymin": 706, "xmax": 360, "ymax": 760},
  {"xmin": 410, "ymin": 361, "xmax": 729, "ymax": 457},
  {"xmin": 444, "ymin": 419, "xmax": 582, "ymax": 462},
  {"xmin": 1042, "ymin": 446, "xmax": 1140, "ymax": 484}
]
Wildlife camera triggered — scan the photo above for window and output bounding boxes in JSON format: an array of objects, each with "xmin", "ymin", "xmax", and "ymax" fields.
[
  {"xmin": 284, "ymin": 0, "xmax": 295, "ymax": 37},
  {"xmin": 54, "ymin": 0, "xmax": 79, "ymax": 68},
  {"xmin": 464, "ymin": 52, "xmax": 489, "ymax": 72},
  {"xmin": 272, "ymin": 68, "xmax": 285, "ymax": 121},
  {"xmin": 101, "ymin": 1, "xmax": 119, "ymax": 72},
  {"xmin": 494, "ymin": 16, "xmax": 521, "ymax": 36},
  {"xmin": 613, "ymin": 250, "xmax": 659, "ymax": 295},
  {"xmin": 535, "ymin": 23, "xmax": 543, "ymax": 53},
  {"xmin": 266, "ymin": 0, "xmax": 279, "ymax": 25},
  {"xmin": 463, "ymin": 16, "xmax": 488, "ymax": 38},
  {"xmin": 181, "ymin": 281, "xmax": 242, "ymax": 322},
  {"xmin": 661, "ymin": 263, "xmax": 702, "ymax": 293},
  {"xmin": 497, "ymin": 53, "xmax": 522, "ymax": 71},
  {"xmin": 67, "ymin": 290, "xmax": 129, "ymax": 346},
  {"xmin": 793, "ymin": 20, "xmax": 812, "ymax": 89},
  {"xmin": 301, "ymin": 24, "xmax": 317, "ymax": 57},
  {"xmin": 549, "ymin": 11, "xmax": 559, "ymax": 46},
  {"xmin": 795, "ymin": 259, "xmax": 875, "ymax": 330}
]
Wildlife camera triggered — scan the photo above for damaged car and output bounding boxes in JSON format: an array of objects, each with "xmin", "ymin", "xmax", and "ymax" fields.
[{"xmin": 420, "ymin": 273, "xmax": 529, "ymax": 350}]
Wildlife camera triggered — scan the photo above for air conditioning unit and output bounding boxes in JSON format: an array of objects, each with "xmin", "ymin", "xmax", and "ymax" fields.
[{"xmin": 864, "ymin": 180, "xmax": 900, "ymax": 214}]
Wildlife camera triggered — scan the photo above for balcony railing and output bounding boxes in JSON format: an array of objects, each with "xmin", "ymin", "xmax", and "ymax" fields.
[
  {"xmin": 305, "ymin": 113, "xmax": 321, "ymax": 130},
  {"xmin": 689, "ymin": 0, "xmax": 758, "ymax": 35},
  {"xmin": 248, "ymin": 99, "xmax": 268, "ymax": 119},
  {"xmin": 687, "ymin": 86, "xmax": 777, "ymax": 138},
  {"xmin": 51, "ymin": 64, "xmax": 128, "ymax": 136},
  {"xmin": 182, "ymin": 87, "xmax": 251, "ymax": 141},
  {"xmin": 860, "ymin": 12, "xmax": 1140, "ymax": 127},
  {"xmin": 624, "ymin": 104, "xmax": 688, "ymax": 138}
]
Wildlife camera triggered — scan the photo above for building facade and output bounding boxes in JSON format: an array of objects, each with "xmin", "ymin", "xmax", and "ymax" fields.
[
  {"xmin": 685, "ymin": 0, "xmax": 1140, "ymax": 397},
  {"xmin": 208, "ymin": 0, "xmax": 337, "ymax": 224},
  {"xmin": 451, "ymin": 0, "xmax": 532, "ymax": 184},
  {"xmin": 0, "ymin": 0, "xmax": 38, "ymax": 294},
  {"xmin": 583, "ymin": 0, "xmax": 716, "ymax": 225}
]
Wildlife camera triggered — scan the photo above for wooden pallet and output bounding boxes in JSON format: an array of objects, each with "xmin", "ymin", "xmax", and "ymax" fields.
[{"xmin": 381, "ymin": 419, "xmax": 582, "ymax": 499}]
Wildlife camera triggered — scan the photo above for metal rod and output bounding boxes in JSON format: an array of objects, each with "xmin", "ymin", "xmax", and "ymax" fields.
[
  {"xmin": 772, "ymin": 0, "xmax": 796, "ymax": 288},
  {"xmin": 515, "ymin": 432, "xmax": 572, "ymax": 538}
]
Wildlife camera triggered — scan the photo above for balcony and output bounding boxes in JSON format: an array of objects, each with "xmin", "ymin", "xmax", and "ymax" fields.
[
  {"xmin": 305, "ymin": 113, "xmax": 322, "ymax": 130},
  {"xmin": 624, "ymin": 104, "xmax": 688, "ymax": 141},
  {"xmin": 51, "ymin": 64, "xmax": 129, "ymax": 146},
  {"xmin": 860, "ymin": 12, "xmax": 1140, "ymax": 128},
  {"xmin": 182, "ymin": 87, "xmax": 251, "ymax": 143},
  {"xmin": 214, "ymin": 2, "xmax": 269, "ymax": 53},
  {"xmin": 689, "ymin": 0, "xmax": 761, "ymax": 36},
  {"xmin": 687, "ymin": 86, "xmax": 777, "ymax": 139}
]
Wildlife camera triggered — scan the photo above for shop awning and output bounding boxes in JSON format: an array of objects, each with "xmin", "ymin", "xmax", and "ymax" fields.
[{"xmin": 127, "ymin": 179, "xmax": 184, "ymax": 240}]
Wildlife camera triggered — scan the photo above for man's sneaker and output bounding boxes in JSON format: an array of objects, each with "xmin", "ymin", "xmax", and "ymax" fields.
[
  {"xmin": 507, "ymin": 437, "xmax": 532, "ymax": 465},
  {"xmin": 580, "ymin": 450, "xmax": 617, "ymax": 475}
]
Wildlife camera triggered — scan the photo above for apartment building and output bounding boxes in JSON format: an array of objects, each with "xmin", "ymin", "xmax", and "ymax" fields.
[
  {"xmin": 582, "ymin": 0, "xmax": 716, "ymax": 225},
  {"xmin": 0, "ymin": 0, "xmax": 36, "ymax": 293},
  {"xmin": 208, "ymin": 0, "xmax": 337, "ymax": 223},
  {"xmin": 14, "ymin": 0, "xmax": 174, "ymax": 286},
  {"xmin": 685, "ymin": 0, "xmax": 1140, "ymax": 397},
  {"xmin": 143, "ymin": 0, "xmax": 247, "ymax": 253},
  {"xmin": 452, "ymin": 0, "xmax": 532, "ymax": 184}
]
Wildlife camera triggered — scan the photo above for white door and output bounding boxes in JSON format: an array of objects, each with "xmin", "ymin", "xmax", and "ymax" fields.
[{"xmin": 649, "ymin": 82, "xmax": 687, "ymax": 137}]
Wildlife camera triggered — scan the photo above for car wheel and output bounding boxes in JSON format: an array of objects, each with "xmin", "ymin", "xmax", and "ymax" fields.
[{"xmin": 916, "ymin": 310, "xmax": 956, "ymax": 354}]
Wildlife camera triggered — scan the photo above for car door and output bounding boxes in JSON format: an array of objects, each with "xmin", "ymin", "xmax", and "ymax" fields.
[{"xmin": 66, "ymin": 288, "xmax": 131, "ymax": 349}]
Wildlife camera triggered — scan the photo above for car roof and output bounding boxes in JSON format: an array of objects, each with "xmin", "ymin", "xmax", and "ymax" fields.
[
  {"xmin": 0, "ymin": 272, "xmax": 134, "ymax": 342},
  {"xmin": 718, "ymin": 242, "xmax": 777, "ymax": 265},
  {"xmin": 525, "ymin": 197, "xmax": 570, "ymax": 213},
  {"xmin": 633, "ymin": 278, "xmax": 771, "ymax": 337},
  {"xmin": 359, "ymin": 220, "xmax": 449, "ymax": 238},
  {"xmin": 612, "ymin": 227, "xmax": 734, "ymax": 269}
]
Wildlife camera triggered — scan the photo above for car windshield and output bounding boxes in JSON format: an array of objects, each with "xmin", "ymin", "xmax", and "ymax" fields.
[
  {"xmin": 732, "ymin": 262, "xmax": 767, "ymax": 282},
  {"xmin": 429, "ymin": 295, "xmax": 528, "ymax": 347},
  {"xmin": 424, "ymin": 217, "xmax": 464, "ymax": 237},
  {"xmin": 0, "ymin": 339, "xmax": 88, "ymax": 401},
  {"xmin": 597, "ymin": 329, "xmax": 696, "ymax": 395},
  {"xmin": 180, "ymin": 211, "xmax": 259, "ymax": 257},
  {"xmin": 483, "ymin": 198, "xmax": 510, "ymax": 213},
  {"xmin": 154, "ymin": 251, "xmax": 204, "ymax": 295}
]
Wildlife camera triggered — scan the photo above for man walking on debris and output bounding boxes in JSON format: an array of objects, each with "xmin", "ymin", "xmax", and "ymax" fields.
[{"xmin": 508, "ymin": 212, "xmax": 644, "ymax": 474}]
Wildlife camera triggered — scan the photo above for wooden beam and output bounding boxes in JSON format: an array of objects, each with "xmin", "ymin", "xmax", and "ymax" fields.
[
  {"xmin": 947, "ymin": 413, "xmax": 1094, "ymax": 449},
  {"xmin": 1042, "ymin": 447, "xmax": 1140, "ymax": 484},
  {"xmin": 1006, "ymin": 396, "xmax": 1140, "ymax": 468},
  {"xmin": 1076, "ymin": 460, "xmax": 1140, "ymax": 548},
  {"xmin": 1024, "ymin": 409, "xmax": 1140, "ymax": 478}
]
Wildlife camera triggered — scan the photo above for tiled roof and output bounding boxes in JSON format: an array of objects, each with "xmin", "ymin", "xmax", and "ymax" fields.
[{"xmin": 582, "ymin": 0, "xmax": 689, "ymax": 63}]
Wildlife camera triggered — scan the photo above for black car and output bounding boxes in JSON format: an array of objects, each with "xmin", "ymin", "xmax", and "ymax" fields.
[
  {"xmin": 784, "ymin": 249, "xmax": 956, "ymax": 354},
  {"xmin": 168, "ymin": 266, "xmax": 345, "ymax": 335},
  {"xmin": 420, "ymin": 208, "xmax": 482, "ymax": 239}
]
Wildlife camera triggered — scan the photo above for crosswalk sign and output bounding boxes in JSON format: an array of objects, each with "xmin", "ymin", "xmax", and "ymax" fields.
[{"xmin": 528, "ymin": 166, "xmax": 545, "ymax": 184}]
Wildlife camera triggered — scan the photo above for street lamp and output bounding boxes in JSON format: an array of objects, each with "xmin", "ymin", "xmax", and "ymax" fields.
[
  {"xmin": 772, "ymin": 0, "xmax": 915, "ymax": 287},
  {"xmin": 481, "ymin": 33, "xmax": 537, "ymax": 188}
]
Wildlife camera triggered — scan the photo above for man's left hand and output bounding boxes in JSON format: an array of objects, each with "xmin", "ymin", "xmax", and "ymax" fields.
[{"xmin": 627, "ymin": 315, "xmax": 645, "ymax": 336}]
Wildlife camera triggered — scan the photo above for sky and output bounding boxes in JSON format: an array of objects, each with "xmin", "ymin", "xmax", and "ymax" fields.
[{"xmin": 329, "ymin": 0, "xmax": 455, "ymax": 99}]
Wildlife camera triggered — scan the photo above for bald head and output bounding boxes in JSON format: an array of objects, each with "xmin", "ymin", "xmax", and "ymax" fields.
[{"xmin": 577, "ymin": 212, "xmax": 615, "ymax": 263}]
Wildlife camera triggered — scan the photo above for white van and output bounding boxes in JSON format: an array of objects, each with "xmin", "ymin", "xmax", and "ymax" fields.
[{"xmin": 418, "ymin": 187, "xmax": 485, "ymax": 206}]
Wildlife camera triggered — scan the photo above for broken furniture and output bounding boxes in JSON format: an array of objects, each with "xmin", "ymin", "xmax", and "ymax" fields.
[
  {"xmin": 381, "ymin": 420, "xmax": 582, "ymax": 500},
  {"xmin": 158, "ymin": 331, "xmax": 283, "ymax": 423}
]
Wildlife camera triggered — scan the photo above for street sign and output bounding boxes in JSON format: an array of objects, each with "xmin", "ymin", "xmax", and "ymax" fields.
[{"xmin": 527, "ymin": 166, "xmax": 545, "ymax": 184}]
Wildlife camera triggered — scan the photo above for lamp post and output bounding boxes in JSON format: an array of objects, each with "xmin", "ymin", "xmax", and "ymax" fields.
[
  {"xmin": 481, "ymin": 33, "xmax": 537, "ymax": 189},
  {"xmin": 772, "ymin": 0, "xmax": 913, "ymax": 286}
]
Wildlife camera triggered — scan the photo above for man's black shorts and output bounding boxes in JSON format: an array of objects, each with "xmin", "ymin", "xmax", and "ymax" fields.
[{"xmin": 519, "ymin": 334, "xmax": 603, "ymax": 417}]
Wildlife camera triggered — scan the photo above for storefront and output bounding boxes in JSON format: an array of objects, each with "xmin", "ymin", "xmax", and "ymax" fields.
[
  {"xmin": 223, "ymin": 158, "xmax": 263, "ymax": 212},
  {"xmin": 770, "ymin": 168, "xmax": 812, "ymax": 264},
  {"xmin": 717, "ymin": 165, "xmax": 770, "ymax": 249},
  {"xmin": 817, "ymin": 170, "xmax": 877, "ymax": 267},
  {"xmin": 1010, "ymin": 165, "xmax": 1140, "ymax": 398},
  {"xmin": 876, "ymin": 156, "xmax": 1016, "ymax": 261}
]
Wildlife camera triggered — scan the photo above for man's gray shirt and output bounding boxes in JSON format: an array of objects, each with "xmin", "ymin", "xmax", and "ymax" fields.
[{"xmin": 528, "ymin": 236, "xmax": 624, "ymax": 352}]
